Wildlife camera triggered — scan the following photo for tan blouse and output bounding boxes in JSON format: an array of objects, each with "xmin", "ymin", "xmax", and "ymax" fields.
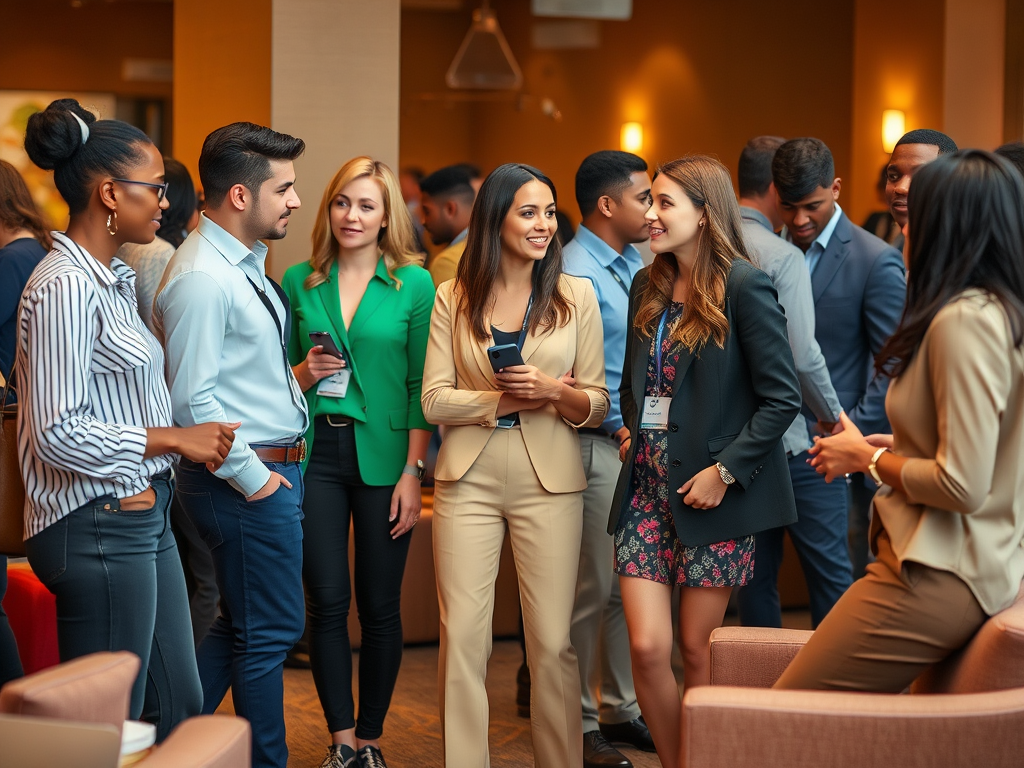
[{"xmin": 873, "ymin": 289, "xmax": 1024, "ymax": 615}]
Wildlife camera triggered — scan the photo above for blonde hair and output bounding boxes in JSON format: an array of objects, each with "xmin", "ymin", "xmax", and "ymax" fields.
[
  {"xmin": 634, "ymin": 155, "xmax": 753, "ymax": 352},
  {"xmin": 305, "ymin": 156, "xmax": 420, "ymax": 289}
]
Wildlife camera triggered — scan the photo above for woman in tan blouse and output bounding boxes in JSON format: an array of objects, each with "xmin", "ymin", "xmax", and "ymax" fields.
[{"xmin": 775, "ymin": 149, "xmax": 1024, "ymax": 692}]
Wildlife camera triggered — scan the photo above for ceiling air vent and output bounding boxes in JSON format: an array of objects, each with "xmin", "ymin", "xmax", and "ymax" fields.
[{"xmin": 446, "ymin": 3, "xmax": 523, "ymax": 90}]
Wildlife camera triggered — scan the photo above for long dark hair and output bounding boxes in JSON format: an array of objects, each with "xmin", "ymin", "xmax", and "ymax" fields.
[
  {"xmin": 455, "ymin": 163, "xmax": 572, "ymax": 341},
  {"xmin": 0, "ymin": 160, "xmax": 52, "ymax": 250},
  {"xmin": 876, "ymin": 150, "xmax": 1024, "ymax": 377},
  {"xmin": 156, "ymin": 157, "xmax": 197, "ymax": 248}
]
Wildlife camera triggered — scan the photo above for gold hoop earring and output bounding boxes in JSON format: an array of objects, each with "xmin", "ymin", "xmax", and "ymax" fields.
[{"xmin": 106, "ymin": 211, "xmax": 118, "ymax": 236}]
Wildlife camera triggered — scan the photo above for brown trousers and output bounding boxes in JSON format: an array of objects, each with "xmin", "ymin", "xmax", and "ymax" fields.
[{"xmin": 774, "ymin": 529, "xmax": 987, "ymax": 692}]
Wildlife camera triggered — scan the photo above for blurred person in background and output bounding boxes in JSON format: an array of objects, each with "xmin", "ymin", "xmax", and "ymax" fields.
[{"xmin": 0, "ymin": 158, "xmax": 51, "ymax": 688}]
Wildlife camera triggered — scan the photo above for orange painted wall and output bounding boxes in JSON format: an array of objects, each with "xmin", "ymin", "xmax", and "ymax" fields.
[
  {"xmin": 850, "ymin": 0, "xmax": 945, "ymax": 226},
  {"xmin": 0, "ymin": 1, "xmax": 173, "ymax": 99},
  {"xmin": 172, "ymin": 0, "xmax": 272, "ymax": 186},
  {"xmin": 400, "ymin": 0, "xmax": 856, "ymax": 224}
]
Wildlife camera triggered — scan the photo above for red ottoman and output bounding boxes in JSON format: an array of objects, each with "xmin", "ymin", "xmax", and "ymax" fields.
[{"xmin": 2, "ymin": 562, "xmax": 59, "ymax": 674}]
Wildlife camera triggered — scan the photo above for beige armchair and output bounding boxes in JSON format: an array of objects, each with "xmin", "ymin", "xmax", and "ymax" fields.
[
  {"xmin": 0, "ymin": 651, "xmax": 250, "ymax": 768},
  {"xmin": 680, "ymin": 597, "xmax": 1024, "ymax": 768}
]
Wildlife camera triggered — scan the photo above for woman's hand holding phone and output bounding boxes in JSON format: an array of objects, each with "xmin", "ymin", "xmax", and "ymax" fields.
[
  {"xmin": 493, "ymin": 364, "xmax": 563, "ymax": 401},
  {"xmin": 293, "ymin": 345, "xmax": 345, "ymax": 392}
]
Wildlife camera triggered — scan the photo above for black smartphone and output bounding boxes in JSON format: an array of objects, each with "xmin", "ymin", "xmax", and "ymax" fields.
[
  {"xmin": 308, "ymin": 331, "xmax": 346, "ymax": 361},
  {"xmin": 486, "ymin": 343, "xmax": 525, "ymax": 373}
]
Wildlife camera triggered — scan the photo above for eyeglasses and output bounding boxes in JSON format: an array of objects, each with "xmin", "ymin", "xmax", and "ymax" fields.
[{"xmin": 112, "ymin": 178, "xmax": 170, "ymax": 202}]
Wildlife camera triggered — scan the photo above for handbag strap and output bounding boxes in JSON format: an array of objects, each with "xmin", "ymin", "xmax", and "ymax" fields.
[{"xmin": 1, "ymin": 360, "xmax": 15, "ymax": 418}]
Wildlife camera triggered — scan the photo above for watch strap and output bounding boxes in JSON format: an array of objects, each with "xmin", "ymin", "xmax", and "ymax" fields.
[
  {"xmin": 402, "ymin": 462, "xmax": 425, "ymax": 481},
  {"xmin": 868, "ymin": 447, "xmax": 889, "ymax": 485}
]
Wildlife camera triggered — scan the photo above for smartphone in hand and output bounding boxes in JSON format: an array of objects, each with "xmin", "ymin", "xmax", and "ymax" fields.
[
  {"xmin": 308, "ymin": 331, "xmax": 346, "ymax": 361},
  {"xmin": 487, "ymin": 343, "xmax": 524, "ymax": 373}
]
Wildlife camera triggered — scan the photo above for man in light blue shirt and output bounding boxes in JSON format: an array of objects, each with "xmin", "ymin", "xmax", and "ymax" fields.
[
  {"xmin": 154, "ymin": 123, "xmax": 335, "ymax": 768},
  {"xmin": 562, "ymin": 151, "xmax": 653, "ymax": 768}
]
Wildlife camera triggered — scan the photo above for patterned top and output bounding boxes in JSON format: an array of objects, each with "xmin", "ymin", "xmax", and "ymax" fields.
[{"xmin": 17, "ymin": 232, "xmax": 174, "ymax": 537}]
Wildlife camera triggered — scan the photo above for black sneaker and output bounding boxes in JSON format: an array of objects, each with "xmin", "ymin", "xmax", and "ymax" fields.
[
  {"xmin": 356, "ymin": 745, "xmax": 388, "ymax": 768},
  {"xmin": 318, "ymin": 744, "xmax": 357, "ymax": 768}
]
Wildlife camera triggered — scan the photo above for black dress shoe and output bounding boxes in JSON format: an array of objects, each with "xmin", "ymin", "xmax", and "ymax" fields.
[
  {"xmin": 583, "ymin": 731, "xmax": 632, "ymax": 768},
  {"xmin": 599, "ymin": 717, "xmax": 656, "ymax": 753}
]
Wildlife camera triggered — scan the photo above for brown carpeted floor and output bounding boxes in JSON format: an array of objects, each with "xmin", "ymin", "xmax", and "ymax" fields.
[{"xmin": 215, "ymin": 609, "xmax": 811, "ymax": 767}]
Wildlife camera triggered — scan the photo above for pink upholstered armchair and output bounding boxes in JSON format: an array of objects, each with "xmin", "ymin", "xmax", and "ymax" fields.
[
  {"xmin": 0, "ymin": 651, "xmax": 250, "ymax": 768},
  {"xmin": 680, "ymin": 598, "xmax": 1024, "ymax": 768}
]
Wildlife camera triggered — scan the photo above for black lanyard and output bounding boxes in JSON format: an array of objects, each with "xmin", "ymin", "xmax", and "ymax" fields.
[
  {"xmin": 605, "ymin": 265, "xmax": 630, "ymax": 296},
  {"xmin": 245, "ymin": 275, "xmax": 292, "ymax": 377},
  {"xmin": 515, "ymin": 294, "xmax": 535, "ymax": 351}
]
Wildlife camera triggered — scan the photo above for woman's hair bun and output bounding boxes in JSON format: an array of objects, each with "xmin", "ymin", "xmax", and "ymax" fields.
[{"xmin": 24, "ymin": 98, "xmax": 97, "ymax": 171}]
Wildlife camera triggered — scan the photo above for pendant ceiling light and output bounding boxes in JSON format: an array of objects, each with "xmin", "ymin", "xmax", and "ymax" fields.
[{"xmin": 446, "ymin": 2, "xmax": 523, "ymax": 90}]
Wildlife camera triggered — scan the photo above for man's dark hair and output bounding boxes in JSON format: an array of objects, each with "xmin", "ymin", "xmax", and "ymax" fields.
[
  {"xmin": 894, "ymin": 129, "xmax": 958, "ymax": 156},
  {"xmin": 738, "ymin": 136, "xmax": 786, "ymax": 198},
  {"xmin": 995, "ymin": 142, "xmax": 1024, "ymax": 180},
  {"xmin": 575, "ymin": 150, "xmax": 648, "ymax": 217},
  {"xmin": 451, "ymin": 162, "xmax": 482, "ymax": 181},
  {"xmin": 419, "ymin": 164, "xmax": 476, "ymax": 205},
  {"xmin": 199, "ymin": 122, "xmax": 304, "ymax": 206},
  {"xmin": 772, "ymin": 138, "xmax": 835, "ymax": 204}
]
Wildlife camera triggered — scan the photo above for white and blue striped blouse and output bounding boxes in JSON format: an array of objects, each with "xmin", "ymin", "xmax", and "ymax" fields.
[{"xmin": 16, "ymin": 232, "xmax": 173, "ymax": 538}]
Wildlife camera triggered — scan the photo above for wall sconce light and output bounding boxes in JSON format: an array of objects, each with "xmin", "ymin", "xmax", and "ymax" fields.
[
  {"xmin": 882, "ymin": 109, "xmax": 905, "ymax": 153},
  {"xmin": 621, "ymin": 122, "xmax": 643, "ymax": 153}
]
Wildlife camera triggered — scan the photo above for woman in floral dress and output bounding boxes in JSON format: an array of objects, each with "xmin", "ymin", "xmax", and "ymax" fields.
[{"xmin": 610, "ymin": 156, "xmax": 801, "ymax": 768}]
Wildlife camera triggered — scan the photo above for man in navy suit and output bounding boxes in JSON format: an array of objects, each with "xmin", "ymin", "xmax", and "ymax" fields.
[{"xmin": 738, "ymin": 137, "xmax": 906, "ymax": 628}]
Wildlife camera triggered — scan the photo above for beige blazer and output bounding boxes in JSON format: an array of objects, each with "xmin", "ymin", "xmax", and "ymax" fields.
[
  {"xmin": 873, "ymin": 290, "xmax": 1024, "ymax": 615},
  {"xmin": 421, "ymin": 275, "xmax": 609, "ymax": 493}
]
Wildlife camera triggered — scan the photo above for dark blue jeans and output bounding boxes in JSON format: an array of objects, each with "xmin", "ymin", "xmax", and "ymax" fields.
[
  {"xmin": 738, "ymin": 451, "xmax": 854, "ymax": 628},
  {"xmin": 175, "ymin": 459, "xmax": 305, "ymax": 768},
  {"xmin": 0, "ymin": 555, "xmax": 24, "ymax": 687},
  {"xmin": 24, "ymin": 471, "xmax": 201, "ymax": 740}
]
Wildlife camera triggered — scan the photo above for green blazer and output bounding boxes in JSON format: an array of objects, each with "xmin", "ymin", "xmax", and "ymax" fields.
[{"xmin": 281, "ymin": 257, "xmax": 435, "ymax": 486}]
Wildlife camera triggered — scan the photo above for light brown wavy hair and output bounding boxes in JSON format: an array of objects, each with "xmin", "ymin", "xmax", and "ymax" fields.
[
  {"xmin": 304, "ymin": 156, "xmax": 420, "ymax": 290},
  {"xmin": 634, "ymin": 155, "xmax": 752, "ymax": 352},
  {"xmin": 0, "ymin": 160, "xmax": 52, "ymax": 250}
]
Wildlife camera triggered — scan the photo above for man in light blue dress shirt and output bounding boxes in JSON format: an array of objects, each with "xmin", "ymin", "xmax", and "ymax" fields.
[
  {"xmin": 155, "ymin": 123, "xmax": 334, "ymax": 768},
  {"xmin": 562, "ymin": 151, "xmax": 654, "ymax": 768}
]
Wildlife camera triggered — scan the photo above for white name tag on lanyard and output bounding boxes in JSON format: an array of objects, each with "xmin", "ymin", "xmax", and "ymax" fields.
[
  {"xmin": 640, "ymin": 396, "xmax": 671, "ymax": 430},
  {"xmin": 317, "ymin": 368, "xmax": 351, "ymax": 398}
]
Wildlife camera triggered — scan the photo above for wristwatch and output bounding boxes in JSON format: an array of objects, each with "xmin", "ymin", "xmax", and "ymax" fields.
[
  {"xmin": 402, "ymin": 460, "xmax": 426, "ymax": 481},
  {"xmin": 716, "ymin": 462, "xmax": 736, "ymax": 485},
  {"xmin": 868, "ymin": 447, "xmax": 889, "ymax": 486}
]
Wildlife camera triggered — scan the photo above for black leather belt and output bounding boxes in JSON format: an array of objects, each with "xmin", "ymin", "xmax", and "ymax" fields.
[{"xmin": 578, "ymin": 428, "xmax": 612, "ymax": 438}]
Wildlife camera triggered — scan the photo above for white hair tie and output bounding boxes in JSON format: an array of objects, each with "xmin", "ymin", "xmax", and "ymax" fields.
[{"xmin": 70, "ymin": 112, "xmax": 90, "ymax": 145}]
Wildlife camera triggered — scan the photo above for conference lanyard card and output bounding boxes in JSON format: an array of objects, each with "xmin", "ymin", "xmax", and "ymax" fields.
[
  {"xmin": 317, "ymin": 368, "xmax": 351, "ymax": 398},
  {"xmin": 640, "ymin": 396, "xmax": 671, "ymax": 430}
]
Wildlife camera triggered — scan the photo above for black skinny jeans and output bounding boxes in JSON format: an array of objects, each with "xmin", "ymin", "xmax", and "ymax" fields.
[{"xmin": 303, "ymin": 418, "xmax": 412, "ymax": 740}]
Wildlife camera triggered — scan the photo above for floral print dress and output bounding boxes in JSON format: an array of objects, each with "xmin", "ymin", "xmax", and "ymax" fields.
[{"xmin": 613, "ymin": 302, "xmax": 755, "ymax": 587}]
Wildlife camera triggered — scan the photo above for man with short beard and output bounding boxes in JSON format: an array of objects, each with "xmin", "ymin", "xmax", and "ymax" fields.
[{"xmin": 155, "ymin": 123, "xmax": 335, "ymax": 768}]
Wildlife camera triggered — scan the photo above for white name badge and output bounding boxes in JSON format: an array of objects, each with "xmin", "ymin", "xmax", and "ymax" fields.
[
  {"xmin": 640, "ymin": 396, "xmax": 671, "ymax": 430},
  {"xmin": 317, "ymin": 368, "xmax": 351, "ymax": 398}
]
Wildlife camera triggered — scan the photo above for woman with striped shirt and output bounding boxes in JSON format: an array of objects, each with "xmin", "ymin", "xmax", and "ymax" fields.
[{"xmin": 17, "ymin": 99, "xmax": 237, "ymax": 738}]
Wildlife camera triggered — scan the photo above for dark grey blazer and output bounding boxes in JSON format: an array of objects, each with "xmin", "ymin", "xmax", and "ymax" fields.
[
  {"xmin": 810, "ymin": 212, "xmax": 906, "ymax": 435},
  {"xmin": 609, "ymin": 259, "xmax": 802, "ymax": 546}
]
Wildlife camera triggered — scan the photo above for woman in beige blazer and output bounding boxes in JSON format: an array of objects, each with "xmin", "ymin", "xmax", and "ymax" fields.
[
  {"xmin": 422, "ymin": 163, "xmax": 609, "ymax": 768},
  {"xmin": 777, "ymin": 150, "xmax": 1024, "ymax": 693}
]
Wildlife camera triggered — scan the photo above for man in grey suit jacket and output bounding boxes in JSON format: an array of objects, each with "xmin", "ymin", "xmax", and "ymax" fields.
[{"xmin": 739, "ymin": 138, "xmax": 906, "ymax": 628}]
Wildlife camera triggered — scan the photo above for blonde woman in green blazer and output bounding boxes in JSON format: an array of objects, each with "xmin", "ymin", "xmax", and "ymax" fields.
[{"xmin": 282, "ymin": 157, "xmax": 435, "ymax": 768}]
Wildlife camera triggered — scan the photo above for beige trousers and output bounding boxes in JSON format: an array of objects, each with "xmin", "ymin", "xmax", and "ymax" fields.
[
  {"xmin": 433, "ymin": 427, "xmax": 584, "ymax": 768},
  {"xmin": 775, "ymin": 529, "xmax": 987, "ymax": 692}
]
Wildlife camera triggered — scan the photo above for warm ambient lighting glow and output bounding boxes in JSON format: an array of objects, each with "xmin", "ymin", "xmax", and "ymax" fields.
[
  {"xmin": 882, "ymin": 109, "xmax": 906, "ymax": 153},
  {"xmin": 621, "ymin": 122, "xmax": 643, "ymax": 153}
]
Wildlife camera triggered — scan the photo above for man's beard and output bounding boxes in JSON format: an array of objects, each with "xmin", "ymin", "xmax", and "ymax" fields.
[{"xmin": 248, "ymin": 198, "xmax": 290, "ymax": 241}]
